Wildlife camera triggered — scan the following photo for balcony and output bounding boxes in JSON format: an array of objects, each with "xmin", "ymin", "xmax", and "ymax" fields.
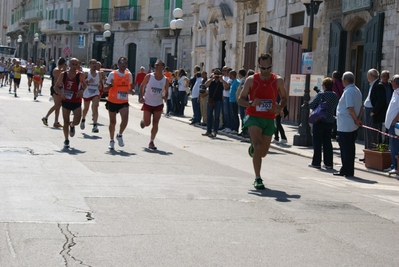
[
  {"xmin": 87, "ymin": 8, "xmax": 112, "ymax": 28},
  {"xmin": 40, "ymin": 19, "xmax": 89, "ymax": 35},
  {"xmin": 25, "ymin": 9, "xmax": 44, "ymax": 22},
  {"xmin": 113, "ymin": 5, "xmax": 141, "ymax": 29}
]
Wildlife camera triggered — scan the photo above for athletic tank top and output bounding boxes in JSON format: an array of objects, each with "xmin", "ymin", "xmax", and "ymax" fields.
[
  {"xmin": 26, "ymin": 63, "xmax": 34, "ymax": 74},
  {"xmin": 144, "ymin": 73, "xmax": 166, "ymax": 106},
  {"xmin": 0, "ymin": 62, "xmax": 4, "ymax": 72},
  {"xmin": 246, "ymin": 73, "xmax": 278, "ymax": 119},
  {"xmin": 13, "ymin": 66, "xmax": 22, "ymax": 79},
  {"xmin": 108, "ymin": 70, "xmax": 131, "ymax": 104},
  {"xmin": 62, "ymin": 71, "xmax": 81, "ymax": 103},
  {"xmin": 83, "ymin": 71, "xmax": 100, "ymax": 98}
]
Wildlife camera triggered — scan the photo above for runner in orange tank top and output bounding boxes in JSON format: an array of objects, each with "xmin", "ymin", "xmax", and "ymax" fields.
[{"xmin": 238, "ymin": 53, "xmax": 287, "ymax": 190}]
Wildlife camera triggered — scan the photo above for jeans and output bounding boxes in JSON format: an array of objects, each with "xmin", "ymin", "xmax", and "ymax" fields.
[
  {"xmin": 311, "ymin": 122, "xmax": 334, "ymax": 166},
  {"xmin": 178, "ymin": 91, "xmax": 186, "ymax": 115},
  {"xmin": 223, "ymin": 97, "xmax": 231, "ymax": 129},
  {"xmin": 274, "ymin": 115, "xmax": 287, "ymax": 141},
  {"xmin": 200, "ymin": 96, "xmax": 207, "ymax": 124},
  {"xmin": 229, "ymin": 101, "xmax": 239, "ymax": 132},
  {"xmin": 239, "ymin": 105, "xmax": 248, "ymax": 135},
  {"xmin": 388, "ymin": 126, "xmax": 399, "ymax": 170},
  {"xmin": 191, "ymin": 97, "xmax": 201, "ymax": 123},
  {"xmin": 166, "ymin": 99, "xmax": 172, "ymax": 114},
  {"xmin": 172, "ymin": 89, "xmax": 179, "ymax": 114},
  {"xmin": 207, "ymin": 100, "xmax": 222, "ymax": 133},
  {"xmin": 364, "ymin": 107, "xmax": 382, "ymax": 149},
  {"xmin": 338, "ymin": 130, "xmax": 358, "ymax": 176}
]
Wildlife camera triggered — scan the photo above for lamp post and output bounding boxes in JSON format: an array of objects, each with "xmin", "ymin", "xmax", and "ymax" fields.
[
  {"xmin": 6, "ymin": 36, "xmax": 11, "ymax": 46},
  {"xmin": 293, "ymin": 0, "xmax": 323, "ymax": 147},
  {"xmin": 33, "ymin": 33, "xmax": 39, "ymax": 62},
  {"xmin": 170, "ymin": 8, "xmax": 184, "ymax": 71},
  {"xmin": 17, "ymin": 35, "xmax": 22, "ymax": 58},
  {"xmin": 103, "ymin": 23, "xmax": 111, "ymax": 68}
]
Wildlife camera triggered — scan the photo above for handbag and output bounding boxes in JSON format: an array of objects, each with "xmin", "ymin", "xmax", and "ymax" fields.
[{"xmin": 309, "ymin": 96, "xmax": 328, "ymax": 124}]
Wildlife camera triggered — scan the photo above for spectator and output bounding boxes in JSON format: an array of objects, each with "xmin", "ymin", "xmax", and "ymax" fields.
[
  {"xmin": 380, "ymin": 70, "xmax": 394, "ymax": 144},
  {"xmin": 134, "ymin": 66, "xmax": 147, "ymax": 102},
  {"xmin": 177, "ymin": 68, "xmax": 189, "ymax": 116},
  {"xmin": 190, "ymin": 72, "xmax": 202, "ymax": 125},
  {"xmin": 273, "ymin": 94, "xmax": 289, "ymax": 144},
  {"xmin": 199, "ymin": 71, "xmax": 208, "ymax": 126},
  {"xmin": 171, "ymin": 70, "xmax": 179, "ymax": 114},
  {"xmin": 228, "ymin": 70, "xmax": 240, "ymax": 134},
  {"xmin": 221, "ymin": 66, "xmax": 232, "ymax": 132}
]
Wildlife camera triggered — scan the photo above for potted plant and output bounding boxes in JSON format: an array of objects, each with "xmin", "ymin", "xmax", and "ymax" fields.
[{"xmin": 363, "ymin": 143, "xmax": 391, "ymax": 171}]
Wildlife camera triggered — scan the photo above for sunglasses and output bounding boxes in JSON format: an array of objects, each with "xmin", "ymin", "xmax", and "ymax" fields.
[
  {"xmin": 119, "ymin": 60, "xmax": 127, "ymax": 64},
  {"xmin": 259, "ymin": 65, "xmax": 272, "ymax": 70}
]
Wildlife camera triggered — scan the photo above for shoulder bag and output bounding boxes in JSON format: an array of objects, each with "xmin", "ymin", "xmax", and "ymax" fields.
[{"xmin": 309, "ymin": 94, "xmax": 328, "ymax": 124}]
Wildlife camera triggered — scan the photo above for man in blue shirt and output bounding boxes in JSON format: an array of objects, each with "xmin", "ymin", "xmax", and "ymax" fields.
[
  {"xmin": 335, "ymin": 71, "xmax": 363, "ymax": 177},
  {"xmin": 229, "ymin": 70, "xmax": 240, "ymax": 134}
]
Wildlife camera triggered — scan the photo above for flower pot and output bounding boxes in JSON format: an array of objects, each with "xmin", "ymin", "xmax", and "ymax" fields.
[{"xmin": 363, "ymin": 149, "xmax": 391, "ymax": 171}]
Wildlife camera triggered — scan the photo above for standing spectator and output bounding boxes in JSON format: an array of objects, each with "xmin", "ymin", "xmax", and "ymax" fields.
[
  {"xmin": 177, "ymin": 68, "xmax": 189, "ymax": 116},
  {"xmin": 171, "ymin": 71, "xmax": 179, "ymax": 114},
  {"xmin": 273, "ymin": 94, "xmax": 289, "ymax": 144},
  {"xmin": 362, "ymin": 69, "xmax": 384, "ymax": 157},
  {"xmin": 384, "ymin": 74, "xmax": 399, "ymax": 174},
  {"xmin": 236, "ymin": 69, "xmax": 251, "ymax": 137},
  {"xmin": 202, "ymin": 69, "xmax": 224, "ymax": 137},
  {"xmin": 331, "ymin": 71, "xmax": 344, "ymax": 139},
  {"xmin": 380, "ymin": 70, "xmax": 394, "ymax": 144},
  {"xmin": 334, "ymin": 72, "xmax": 363, "ymax": 177},
  {"xmin": 199, "ymin": 71, "xmax": 208, "ymax": 126},
  {"xmin": 221, "ymin": 66, "xmax": 232, "ymax": 132},
  {"xmin": 190, "ymin": 72, "xmax": 202, "ymax": 125},
  {"xmin": 134, "ymin": 66, "xmax": 147, "ymax": 102},
  {"xmin": 228, "ymin": 70, "xmax": 240, "ymax": 134},
  {"xmin": 164, "ymin": 66, "xmax": 173, "ymax": 84},
  {"xmin": 308, "ymin": 78, "xmax": 339, "ymax": 169}
]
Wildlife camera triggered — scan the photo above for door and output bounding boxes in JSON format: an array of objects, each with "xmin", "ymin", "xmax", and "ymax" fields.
[
  {"xmin": 127, "ymin": 43, "xmax": 137, "ymax": 78},
  {"xmin": 327, "ymin": 22, "xmax": 347, "ymax": 77},
  {"xmin": 243, "ymin": 41, "xmax": 256, "ymax": 71},
  {"xmin": 166, "ymin": 53, "xmax": 174, "ymax": 71}
]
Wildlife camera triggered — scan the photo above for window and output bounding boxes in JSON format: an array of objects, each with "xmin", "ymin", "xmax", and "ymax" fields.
[
  {"xmin": 247, "ymin": 22, "xmax": 257, "ymax": 35},
  {"xmin": 290, "ymin": 11, "xmax": 305, "ymax": 28},
  {"xmin": 60, "ymin": 8, "xmax": 63, "ymax": 20},
  {"xmin": 163, "ymin": 0, "xmax": 183, "ymax": 27}
]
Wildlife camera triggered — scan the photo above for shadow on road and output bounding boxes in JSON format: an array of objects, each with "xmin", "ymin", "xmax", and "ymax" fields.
[
  {"xmin": 81, "ymin": 133, "xmax": 102, "ymax": 140},
  {"xmin": 143, "ymin": 148, "xmax": 173, "ymax": 155},
  {"xmin": 248, "ymin": 188, "xmax": 301, "ymax": 202},
  {"xmin": 345, "ymin": 176, "xmax": 378, "ymax": 184},
  {"xmin": 106, "ymin": 150, "xmax": 136, "ymax": 157},
  {"xmin": 58, "ymin": 148, "xmax": 86, "ymax": 155}
]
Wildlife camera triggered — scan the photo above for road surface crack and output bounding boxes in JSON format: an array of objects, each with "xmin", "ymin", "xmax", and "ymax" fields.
[{"xmin": 58, "ymin": 223, "xmax": 92, "ymax": 267}]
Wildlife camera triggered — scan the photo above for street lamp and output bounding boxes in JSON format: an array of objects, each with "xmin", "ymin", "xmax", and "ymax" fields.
[
  {"xmin": 293, "ymin": 0, "xmax": 323, "ymax": 147},
  {"xmin": 103, "ymin": 23, "xmax": 111, "ymax": 68},
  {"xmin": 6, "ymin": 36, "xmax": 11, "ymax": 46},
  {"xmin": 170, "ymin": 8, "xmax": 184, "ymax": 71},
  {"xmin": 33, "ymin": 33, "xmax": 39, "ymax": 62},
  {"xmin": 17, "ymin": 35, "xmax": 22, "ymax": 58}
]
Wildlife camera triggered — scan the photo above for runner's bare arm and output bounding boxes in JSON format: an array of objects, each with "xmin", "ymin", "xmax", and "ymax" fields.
[
  {"xmin": 54, "ymin": 73, "xmax": 65, "ymax": 97},
  {"xmin": 139, "ymin": 74, "xmax": 151, "ymax": 103},
  {"xmin": 271, "ymin": 77, "xmax": 287, "ymax": 114}
]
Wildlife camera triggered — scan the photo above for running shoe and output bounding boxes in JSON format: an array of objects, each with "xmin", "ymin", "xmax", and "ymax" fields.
[
  {"xmin": 279, "ymin": 139, "xmax": 288, "ymax": 144},
  {"xmin": 271, "ymin": 139, "xmax": 279, "ymax": 144},
  {"xmin": 248, "ymin": 143, "xmax": 254, "ymax": 158},
  {"xmin": 70, "ymin": 124, "xmax": 75, "ymax": 137},
  {"xmin": 9, "ymin": 88, "xmax": 11, "ymax": 93},
  {"xmin": 34, "ymin": 96, "xmax": 37, "ymax": 101},
  {"xmin": 28, "ymin": 87, "xmax": 31, "ymax": 92},
  {"xmin": 116, "ymin": 134, "xmax": 124, "ymax": 147},
  {"xmin": 80, "ymin": 119, "xmax": 85, "ymax": 130},
  {"xmin": 63, "ymin": 140, "xmax": 70, "ymax": 149},
  {"xmin": 53, "ymin": 122, "xmax": 62, "ymax": 128},
  {"xmin": 92, "ymin": 124, "xmax": 99, "ymax": 133},
  {"xmin": 148, "ymin": 141, "xmax": 157, "ymax": 150},
  {"xmin": 140, "ymin": 120, "xmax": 145, "ymax": 129},
  {"xmin": 253, "ymin": 178, "xmax": 265, "ymax": 190},
  {"xmin": 109, "ymin": 140, "xmax": 115, "ymax": 150},
  {"xmin": 14, "ymin": 92, "xmax": 17, "ymax": 97},
  {"xmin": 41, "ymin": 117, "xmax": 48, "ymax": 126}
]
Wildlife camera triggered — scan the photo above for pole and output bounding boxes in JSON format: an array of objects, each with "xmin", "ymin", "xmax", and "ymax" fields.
[
  {"xmin": 293, "ymin": 0, "xmax": 315, "ymax": 146},
  {"xmin": 174, "ymin": 29, "xmax": 180, "ymax": 71}
]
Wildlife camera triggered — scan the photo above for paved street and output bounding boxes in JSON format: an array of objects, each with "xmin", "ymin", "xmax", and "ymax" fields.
[{"xmin": 0, "ymin": 75, "xmax": 398, "ymax": 267}]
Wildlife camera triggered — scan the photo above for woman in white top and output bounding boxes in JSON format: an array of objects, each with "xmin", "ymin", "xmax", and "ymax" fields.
[{"xmin": 177, "ymin": 68, "xmax": 189, "ymax": 116}]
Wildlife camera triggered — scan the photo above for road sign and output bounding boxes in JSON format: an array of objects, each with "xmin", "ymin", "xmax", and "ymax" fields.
[
  {"xmin": 63, "ymin": 47, "xmax": 71, "ymax": 56},
  {"xmin": 289, "ymin": 74, "xmax": 324, "ymax": 99},
  {"xmin": 40, "ymin": 43, "xmax": 46, "ymax": 49},
  {"xmin": 78, "ymin": 35, "xmax": 85, "ymax": 48},
  {"xmin": 301, "ymin": 52, "xmax": 313, "ymax": 74}
]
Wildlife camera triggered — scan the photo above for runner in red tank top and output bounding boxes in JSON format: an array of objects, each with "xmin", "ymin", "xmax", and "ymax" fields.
[
  {"xmin": 54, "ymin": 58, "xmax": 87, "ymax": 149},
  {"xmin": 238, "ymin": 53, "xmax": 287, "ymax": 190}
]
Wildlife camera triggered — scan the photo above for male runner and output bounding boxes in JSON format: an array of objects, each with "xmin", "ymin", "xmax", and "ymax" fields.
[
  {"xmin": 33, "ymin": 59, "xmax": 44, "ymax": 100},
  {"xmin": 54, "ymin": 58, "xmax": 87, "ymax": 148},
  {"xmin": 139, "ymin": 59, "xmax": 169, "ymax": 150},
  {"xmin": 42, "ymin": 57, "xmax": 67, "ymax": 128},
  {"xmin": 103, "ymin": 56, "xmax": 134, "ymax": 150},
  {"xmin": 81, "ymin": 59, "xmax": 102, "ymax": 133},
  {"xmin": 26, "ymin": 58, "xmax": 34, "ymax": 92},
  {"xmin": 238, "ymin": 53, "xmax": 287, "ymax": 190},
  {"xmin": 10, "ymin": 60, "xmax": 23, "ymax": 97},
  {"xmin": 0, "ymin": 57, "xmax": 5, "ymax": 87}
]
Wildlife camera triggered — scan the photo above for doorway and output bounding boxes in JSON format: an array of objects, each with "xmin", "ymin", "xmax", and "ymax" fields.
[
  {"xmin": 127, "ymin": 43, "xmax": 137, "ymax": 78},
  {"xmin": 350, "ymin": 44, "xmax": 364, "ymax": 89}
]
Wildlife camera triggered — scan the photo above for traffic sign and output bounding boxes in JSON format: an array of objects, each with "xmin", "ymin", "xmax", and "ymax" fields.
[
  {"xmin": 63, "ymin": 47, "xmax": 71, "ymax": 56},
  {"xmin": 289, "ymin": 74, "xmax": 324, "ymax": 99}
]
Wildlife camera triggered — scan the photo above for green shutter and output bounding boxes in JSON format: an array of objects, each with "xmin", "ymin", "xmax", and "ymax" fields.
[
  {"xmin": 175, "ymin": 0, "xmax": 182, "ymax": 8},
  {"xmin": 163, "ymin": 0, "xmax": 170, "ymax": 27},
  {"xmin": 11, "ymin": 14, "xmax": 14, "ymax": 24},
  {"xmin": 101, "ymin": 0, "xmax": 109, "ymax": 8},
  {"xmin": 129, "ymin": 0, "xmax": 137, "ymax": 6},
  {"xmin": 67, "ymin": 8, "xmax": 70, "ymax": 21},
  {"xmin": 60, "ymin": 8, "xmax": 63, "ymax": 19}
]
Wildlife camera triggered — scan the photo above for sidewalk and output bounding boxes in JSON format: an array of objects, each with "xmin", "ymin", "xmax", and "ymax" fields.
[{"xmin": 129, "ymin": 97, "xmax": 398, "ymax": 180}]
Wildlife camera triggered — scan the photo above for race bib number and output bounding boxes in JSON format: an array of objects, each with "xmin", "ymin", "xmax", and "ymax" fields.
[
  {"xmin": 88, "ymin": 88, "xmax": 97, "ymax": 94},
  {"xmin": 64, "ymin": 90, "xmax": 74, "ymax": 100},
  {"xmin": 117, "ymin": 91, "xmax": 128, "ymax": 100},
  {"xmin": 256, "ymin": 99, "xmax": 272, "ymax": 112}
]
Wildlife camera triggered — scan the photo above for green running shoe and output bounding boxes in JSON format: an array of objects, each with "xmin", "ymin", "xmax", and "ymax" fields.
[
  {"xmin": 248, "ymin": 143, "xmax": 254, "ymax": 158},
  {"xmin": 253, "ymin": 178, "xmax": 265, "ymax": 190}
]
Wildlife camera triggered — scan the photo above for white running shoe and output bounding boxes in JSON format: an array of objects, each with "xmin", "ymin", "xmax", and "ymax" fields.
[
  {"xmin": 116, "ymin": 134, "xmax": 124, "ymax": 147},
  {"xmin": 279, "ymin": 139, "xmax": 288, "ymax": 144},
  {"xmin": 271, "ymin": 139, "xmax": 279, "ymax": 144},
  {"xmin": 108, "ymin": 140, "xmax": 115, "ymax": 150}
]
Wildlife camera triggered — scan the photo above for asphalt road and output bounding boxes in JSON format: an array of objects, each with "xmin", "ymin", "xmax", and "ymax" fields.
[{"xmin": 0, "ymin": 75, "xmax": 398, "ymax": 267}]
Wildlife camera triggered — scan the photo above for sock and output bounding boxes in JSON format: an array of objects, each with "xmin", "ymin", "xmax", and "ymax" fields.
[
  {"xmin": 255, "ymin": 176, "xmax": 261, "ymax": 179},
  {"xmin": 150, "ymin": 139, "xmax": 154, "ymax": 142}
]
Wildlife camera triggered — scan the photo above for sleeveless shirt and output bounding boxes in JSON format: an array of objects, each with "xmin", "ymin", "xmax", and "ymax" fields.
[
  {"xmin": 108, "ymin": 70, "xmax": 131, "ymax": 104},
  {"xmin": 83, "ymin": 71, "xmax": 100, "ymax": 98},
  {"xmin": 144, "ymin": 73, "xmax": 166, "ymax": 106},
  {"xmin": 62, "ymin": 71, "xmax": 81, "ymax": 103},
  {"xmin": 246, "ymin": 73, "xmax": 278, "ymax": 119}
]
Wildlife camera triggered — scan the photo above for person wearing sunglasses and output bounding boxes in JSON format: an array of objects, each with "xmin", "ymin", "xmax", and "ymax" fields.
[{"xmin": 238, "ymin": 53, "xmax": 287, "ymax": 190}]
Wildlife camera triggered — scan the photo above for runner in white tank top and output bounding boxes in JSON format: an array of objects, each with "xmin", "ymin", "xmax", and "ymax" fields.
[
  {"xmin": 26, "ymin": 59, "xmax": 34, "ymax": 92},
  {"xmin": 83, "ymin": 71, "xmax": 100, "ymax": 99},
  {"xmin": 143, "ymin": 73, "xmax": 167, "ymax": 107}
]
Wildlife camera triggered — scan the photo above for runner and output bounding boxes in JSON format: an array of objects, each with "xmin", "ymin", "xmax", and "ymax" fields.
[
  {"xmin": 238, "ymin": 53, "xmax": 287, "ymax": 190},
  {"xmin": 81, "ymin": 59, "xmax": 102, "ymax": 133},
  {"xmin": 32, "ymin": 59, "xmax": 44, "ymax": 100},
  {"xmin": 39, "ymin": 59, "xmax": 46, "ymax": 95},
  {"xmin": 4, "ymin": 59, "xmax": 11, "ymax": 86},
  {"xmin": 10, "ymin": 60, "xmax": 23, "ymax": 97},
  {"xmin": 42, "ymin": 57, "xmax": 67, "ymax": 128},
  {"xmin": 139, "ymin": 59, "xmax": 169, "ymax": 150},
  {"xmin": 103, "ymin": 56, "xmax": 134, "ymax": 150},
  {"xmin": 26, "ymin": 58, "xmax": 34, "ymax": 92},
  {"xmin": 8, "ymin": 59, "xmax": 15, "ymax": 93},
  {"xmin": 0, "ymin": 57, "xmax": 5, "ymax": 87},
  {"xmin": 54, "ymin": 58, "xmax": 87, "ymax": 149}
]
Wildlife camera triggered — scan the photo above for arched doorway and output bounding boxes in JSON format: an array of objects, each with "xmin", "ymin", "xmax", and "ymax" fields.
[
  {"xmin": 349, "ymin": 22, "xmax": 366, "ymax": 89},
  {"xmin": 127, "ymin": 43, "xmax": 137, "ymax": 79}
]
